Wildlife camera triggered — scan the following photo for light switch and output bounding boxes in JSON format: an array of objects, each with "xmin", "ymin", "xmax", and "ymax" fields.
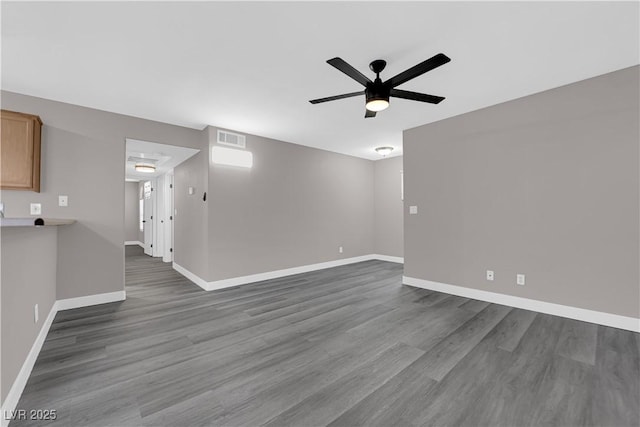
[
  {"xmin": 30, "ymin": 203, "xmax": 42, "ymax": 215},
  {"xmin": 188, "ymin": 187, "xmax": 195, "ymax": 195},
  {"xmin": 409, "ymin": 205, "xmax": 418, "ymax": 215},
  {"xmin": 58, "ymin": 195, "xmax": 68, "ymax": 207}
]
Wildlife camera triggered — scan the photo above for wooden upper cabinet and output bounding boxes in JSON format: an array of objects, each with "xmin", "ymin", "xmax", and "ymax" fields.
[{"xmin": 1, "ymin": 109, "xmax": 42, "ymax": 192}]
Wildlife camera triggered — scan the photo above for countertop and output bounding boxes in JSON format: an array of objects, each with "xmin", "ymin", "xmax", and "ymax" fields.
[{"xmin": 0, "ymin": 217, "xmax": 76, "ymax": 227}]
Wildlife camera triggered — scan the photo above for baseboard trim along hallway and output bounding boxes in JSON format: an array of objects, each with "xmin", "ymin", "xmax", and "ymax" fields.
[
  {"xmin": 124, "ymin": 241, "xmax": 144, "ymax": 247},
  {"xmin": 1, "ymin": 290, "xmax": 127, "ymax": 426},
  {"xmin": 173, "ymin": 254, "xmax": 404, "ymax": 291},
  {"xmin": 403, "ymin": 276, "xmax": 640, "ymax": 333}
]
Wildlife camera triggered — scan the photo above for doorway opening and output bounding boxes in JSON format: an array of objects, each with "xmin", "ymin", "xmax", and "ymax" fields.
[{"xmin": 124, "ymin": 138, "xmax": 199, "ymax": 263}]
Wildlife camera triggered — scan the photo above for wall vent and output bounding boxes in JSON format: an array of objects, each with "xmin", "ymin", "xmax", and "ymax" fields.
[{"xmin": 217, "ymin": 130, "xmax": 246, "ymax": 149}]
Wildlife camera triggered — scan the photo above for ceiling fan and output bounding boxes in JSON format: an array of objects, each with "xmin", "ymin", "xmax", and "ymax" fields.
[{"xmin": 309, "ymin": 53, "xmax": 450, "ymax": 118}]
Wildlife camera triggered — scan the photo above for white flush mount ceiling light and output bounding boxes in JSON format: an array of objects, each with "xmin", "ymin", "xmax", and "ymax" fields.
[
  {"xmin": 375, "ymin": 146, "xmax": 394, "ymax": 157},
  {"xmin": 135, "ymin": 163, "xmax": 156, "ymax": 173},
  {"xmin": 212, "ymin": 146, "xmax": 253, "ymax": 168}
]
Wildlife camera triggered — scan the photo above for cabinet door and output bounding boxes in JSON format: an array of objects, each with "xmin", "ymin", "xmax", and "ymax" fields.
[{"xmin": 1, "ymin": 110, "xmax": 41, "ymax": 192}]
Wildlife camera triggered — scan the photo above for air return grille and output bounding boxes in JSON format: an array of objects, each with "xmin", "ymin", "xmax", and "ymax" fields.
[
  {"xmin": 217, "ymin": 130, "xmax": 246, "ymax": 149},
  {"xmin": 127, "ymin": 156, "xmax": 159, "ymax": 165}
]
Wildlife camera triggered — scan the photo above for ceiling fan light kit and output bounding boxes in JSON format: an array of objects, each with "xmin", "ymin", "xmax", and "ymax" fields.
[
  {"xmin": 310, "ymin": 53, "xmax": 450, "ymax": 118},
  {"xmin": 365, "ymin": 99, "xmax": 389, "ymax": 112}
]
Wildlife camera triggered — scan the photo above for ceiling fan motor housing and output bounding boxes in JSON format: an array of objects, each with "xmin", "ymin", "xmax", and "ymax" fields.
[{"xmin": 365, "ymin": 78, "xmax": 391, "ymax": 105}]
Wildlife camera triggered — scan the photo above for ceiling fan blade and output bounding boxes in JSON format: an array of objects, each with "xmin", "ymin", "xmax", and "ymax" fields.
[
  {"xmin": 365, "ymin": 109, "xmax": 377, "ymax": 118},
  {"xmin": 390, "ymin": 89, "xmax": 445, "ymax": 104},
  {"xmin": 387, "ymin": 53, "xmax": 451, "ymax": 88},
  {"xmin": 327, "ymin": 58, "xmax": 372, "ymax": 87},
  {"xmin": 309, "ymin": 91, "xmax": 363, "ymax": 104}
]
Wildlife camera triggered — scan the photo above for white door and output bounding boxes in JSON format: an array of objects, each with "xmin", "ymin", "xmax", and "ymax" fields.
[
  {"xmin": 163, "ymin": 173, "xmax": 174, "ymax": 262},
  {"xmin": 143, "ymin": 180, "xmax": 153, "ymax": 256},
  {"xmin": 153, "ymin": 175, "xmax": 164, "ymax": 257}
]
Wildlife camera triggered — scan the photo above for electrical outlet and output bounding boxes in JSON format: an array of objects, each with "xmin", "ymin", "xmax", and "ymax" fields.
[
  {"xmin": 517, "ymin": 274, "xmax": 526, "ymax": 286},
  {"xmin": 30, "ymin": 203, "xmax": 42, "ymax": 215},
  {"xmin": 486, "ymin": 270, "xmax": 494, "ymax": 281},
  {"xmin": 58, "ymin": 195, "xmax": 68, "ymax": 207},
  {"xmin": 34, "ymin": 304, "xmax": 39, "ymax": 323},
  {"xmin": 339, "ymin": 246, "xmax": 343, "ymax": 254}
]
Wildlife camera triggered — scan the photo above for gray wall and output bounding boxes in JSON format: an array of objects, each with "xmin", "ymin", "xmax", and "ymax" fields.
[
  {"xmin": 174, "ymin": 145, "xmax": 209, "ymax": 280},
  {"xmin": 205, "ymin": 126, "xmax": 374, "ymax": 281},
  {"xmin": 124, "ymin": 181, "xmax": 139, "ymax": 242},
  {"xmin": 404, "ymin": 66, "xmax": 639, "ymax": 318},
  {"xmin": 1, "ymin": 91, "xmax": 203, "ymax": 299},
  {"xmin": 1, "ymin": 227, "xmax": 57, "ymax": 403},
  {"xmin": 374, "ymin": 156, "xmax": 404, "ymax": 258}
]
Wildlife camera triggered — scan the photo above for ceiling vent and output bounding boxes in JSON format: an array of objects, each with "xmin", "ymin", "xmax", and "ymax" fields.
[
  {"xmin": 127, "ymin": 156, "xmax": 159, "ymax": 164},
  {"xmin": 217, "ymin": 130, "xmax": 246, "ymax": 149}
]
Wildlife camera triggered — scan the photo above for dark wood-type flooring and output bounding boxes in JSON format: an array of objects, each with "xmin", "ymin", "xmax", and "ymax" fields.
[{"xmin": 12, "ymin": 246, "xmax": 640, "ymax": 426}]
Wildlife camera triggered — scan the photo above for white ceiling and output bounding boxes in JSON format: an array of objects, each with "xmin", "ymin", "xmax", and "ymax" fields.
[
  {"xmin": 2, "ymin": 2, "xmax": 638, "ymax": 160},
  {"xmin": 125, "ymin": 139, "xmax": 199, "ymax": 181}
]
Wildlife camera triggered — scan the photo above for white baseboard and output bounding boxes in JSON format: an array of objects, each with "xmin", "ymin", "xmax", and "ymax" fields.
[
  {"xmin": 172, "ymin": 262, "xmax": 209, "ymax": 291},
  {"xmin": 56, "ymin": 290, "xmax": 126, "ymax": 311},
  {"xmin": 1, "ymin": 304, "xmax": 57, "ymax": 427},
  {"xmin": 403, "ymin": 276, "xmax": 640, "ymax": 332},
  {"xmin": 372, "ymin": 254, "xmax": 404, "ymax": 264},
  {"xmin": 206, "ymin": 255, "xmax": 376, "ymax": 290},
  {"xmin": 174, "ymin": 254, "xmax": 402, "ymax": 291},
  {"xmin": 125, "ymin": 241, "xmax": 143, "ymax": 247}
]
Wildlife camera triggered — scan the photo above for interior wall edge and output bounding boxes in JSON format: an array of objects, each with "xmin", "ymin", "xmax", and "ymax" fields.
[{"xmin": 172, "ymin": 262, "xmax": 209, "ymax": 291}]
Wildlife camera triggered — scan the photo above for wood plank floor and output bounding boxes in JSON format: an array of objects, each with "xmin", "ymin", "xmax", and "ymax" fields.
[{"xmin": 11, "ymin": 246, "xmax": 640, "ymax": 426}]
